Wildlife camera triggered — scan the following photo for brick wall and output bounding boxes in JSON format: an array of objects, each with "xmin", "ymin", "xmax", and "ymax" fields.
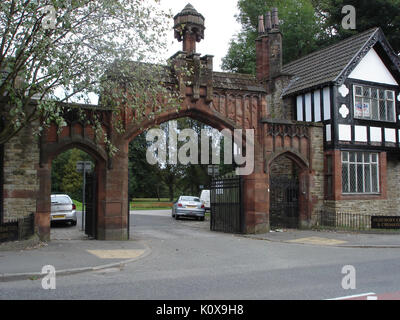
[
  {"xmin": 309, "ymin": 125, "xmax": 325, "ymax": 225},
  {"xmin": 3, "ymin": 121, "xmax": 39, "ymax": 222}
]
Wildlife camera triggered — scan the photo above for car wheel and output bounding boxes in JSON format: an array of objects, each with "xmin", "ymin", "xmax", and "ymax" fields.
[
  {"xmin": 200, "ymin": 217, "xmax": 205, "ymax": 221},
  {"xmin": 175, "ymin": 215, "xmax": 179, "ymax": 220},
  {"xmin": 71, "ymin": 221, "xmax": 77, "ymax": 226}
]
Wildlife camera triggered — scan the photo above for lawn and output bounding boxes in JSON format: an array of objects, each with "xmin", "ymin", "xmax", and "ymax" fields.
[
  {"xmin": 73, "ymin": 198, "xmax": 174, "ymax": 211},
  {"xmin": 131, "ymin": 198, "xmax": 173, "ymax": 210},
  {"xmin": 72, "ymin": 200, "xmax": 83, "ymax": 211}
]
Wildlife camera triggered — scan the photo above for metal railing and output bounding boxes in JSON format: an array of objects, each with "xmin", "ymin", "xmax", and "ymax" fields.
[
  {"xmin": 0, "ymin": 213, "xmax": 35, "ymax": 243},
  {"xmin": 316, "ymin": 211, "xmax": 374, "ymax": 231}
]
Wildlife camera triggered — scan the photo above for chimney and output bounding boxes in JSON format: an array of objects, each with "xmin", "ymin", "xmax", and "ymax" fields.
[
  {"xmin": 272, "ymin": 8, "xmax": 279, "ymax": 29},
  {"xmin": 255, "ymin": 8, "xmax": 282, "ymax": 82},
  {"xmin": 256, "ymin": 15, "xmax": 269, "ymax": 82},
  {"xmin": 265, "ymin": 12, "xmax": 272, "ymax": 32},
  {"xmin": 258, "ymin": 15, "xmax": 265, "ymax": 34},
  {"xmin": 269, "ymin": 8, "xmax": 282, "ymax": 79}
]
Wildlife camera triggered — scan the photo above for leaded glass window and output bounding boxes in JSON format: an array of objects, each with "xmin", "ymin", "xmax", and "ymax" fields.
[
  {"xmin": 354, "ymin": 85, "xmax": 395, "ymax": 122},
  {"xmin": 342, "ymin": 152, "xmax": 379, "ymax": 194}
]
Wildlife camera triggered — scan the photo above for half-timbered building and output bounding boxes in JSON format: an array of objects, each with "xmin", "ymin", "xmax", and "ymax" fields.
[{"xmin": 265, "ymin": 25, "xmax": 400, "ymax": 218}]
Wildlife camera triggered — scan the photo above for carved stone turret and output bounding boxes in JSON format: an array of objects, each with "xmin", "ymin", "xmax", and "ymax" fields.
[{"xmin": 174, "ymin": 3, "xmax": 205, "ymax": 54}]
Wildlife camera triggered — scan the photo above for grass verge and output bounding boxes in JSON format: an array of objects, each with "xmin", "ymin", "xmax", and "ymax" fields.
[{"xmin": 74, "ymin": 198, "xmax": 175, "ymax": 211}]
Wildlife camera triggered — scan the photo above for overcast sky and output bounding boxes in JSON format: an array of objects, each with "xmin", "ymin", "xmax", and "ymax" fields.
[
  {"xmin": 158, "ymin": 0, "xmax": 241, "ymax": 71},
  {"xmin": 65, "ymin": 1, "xmax": 241, "ymax": 104}
]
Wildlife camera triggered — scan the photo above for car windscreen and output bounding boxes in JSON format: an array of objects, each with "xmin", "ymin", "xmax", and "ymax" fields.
[
  {"xmin": 180, "ymin": 197, "xmax": 200, "ymax": 202},
  {"xmin": 51, "ymin": 196, "xmax": 71, "ymax": 204}
]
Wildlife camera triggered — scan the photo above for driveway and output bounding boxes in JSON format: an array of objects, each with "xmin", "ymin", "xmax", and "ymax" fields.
[
  {"xmin": 50, "ymin": 211, "xmax": 88, "ymax": 240},
  {"xmin": 2, "ymin": 210, "xmax": 400, "ymax": 300}
]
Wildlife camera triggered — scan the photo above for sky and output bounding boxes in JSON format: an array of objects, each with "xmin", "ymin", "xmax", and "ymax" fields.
[
  {"xmin": 60, "ymin": 0, "xmax": 242, "ymax": 104},
  {"xmin": 158, "ymin": 0, "xmax": 242, "ymax": 71}
]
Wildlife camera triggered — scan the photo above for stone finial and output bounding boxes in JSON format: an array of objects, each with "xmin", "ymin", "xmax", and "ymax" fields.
[{"xmin": 174, "ymin": 3, "xmax": 205, "ymax": 54}]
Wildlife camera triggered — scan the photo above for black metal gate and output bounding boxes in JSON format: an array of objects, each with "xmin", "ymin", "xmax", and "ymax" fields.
[
  {"xmin": 210, "ymin": 176, "xmax": 244, "ymax": 234},
  {"xmin": 269, "ymin": 175, "xmax": 299, "ymax": 229},
  {"xmin": 85, "ymin": 171, "xmax": 97, "ymax": 239}
]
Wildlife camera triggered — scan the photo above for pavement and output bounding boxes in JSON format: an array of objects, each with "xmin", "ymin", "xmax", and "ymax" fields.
[
  {"xmin": 0, "ymin": 238, "xmax": 150, "ymax": 282},
  {"xmin": 243, "ymin": 228, "xmax": 400, "ymax": 248},
  {"xmin": 0, "ymin": 212, "xmax": 150, "ymax": 282},
  {"xmin": 1, "ymin": 210, "xmax": 400, "ymax": 282}
]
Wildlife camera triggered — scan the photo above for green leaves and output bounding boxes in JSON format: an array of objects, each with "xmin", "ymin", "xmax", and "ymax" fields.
[
  {"xmin": 0, "ymin": 0, "xmax": 175, "ymax": 145},
  {"xmin": 313, "ymin": 0, "xmax": 400, "ymax": 53},
  {"xmin": 222, "ymin": 0, "xmax": 328, "ymax": 74}
]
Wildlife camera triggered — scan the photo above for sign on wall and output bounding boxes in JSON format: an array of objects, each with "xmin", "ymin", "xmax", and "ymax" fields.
[{"xmin": 371, "ymin": 216, "xmax": 400, "ymax": 229}]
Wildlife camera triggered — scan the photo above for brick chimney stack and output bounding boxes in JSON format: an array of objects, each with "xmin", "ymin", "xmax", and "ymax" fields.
[{"xmin": 256, "ymin": 8, "xmax": 282, "ymax": 83}]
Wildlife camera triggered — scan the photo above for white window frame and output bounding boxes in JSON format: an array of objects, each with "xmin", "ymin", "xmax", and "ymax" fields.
[
  {"xmin": 353, "ymin": 85, "xmax": 396, "ymax": 122},
  {"xmin": 342, "ymin": 151, "xmax": 380, "ymax": 194}
]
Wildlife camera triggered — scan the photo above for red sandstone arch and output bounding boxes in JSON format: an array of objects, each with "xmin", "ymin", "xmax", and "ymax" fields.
[
  {"xmin": 36, "ymin": 138, "xmax": 107, "ymax": 241},
  {"xmin": 29, "ymin": 3, "xmax": 319, "ymax": 241},
  {"xmin": 119, "ymin": 99, "xmax": 269, "ymax": 235},
  {"xmin": 266, "ymin": 149, "xmax": 309, "ymax": 172},
  {"xmin": 267, "ymin": 150, "xmax": 312, "ymax": 228}
]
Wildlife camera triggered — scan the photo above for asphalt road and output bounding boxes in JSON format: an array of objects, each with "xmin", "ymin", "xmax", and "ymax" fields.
[{"xmin": 1, "ymin": 210, "xmax": 400, "ymax": 300}]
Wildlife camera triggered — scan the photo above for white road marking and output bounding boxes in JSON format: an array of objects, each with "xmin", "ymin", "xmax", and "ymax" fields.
[{"xmin": 327, "ymin": 292, "xmax": 376, "ymax": 300}]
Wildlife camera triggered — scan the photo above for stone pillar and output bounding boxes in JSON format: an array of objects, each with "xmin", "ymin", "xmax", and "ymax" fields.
[
  {"xmin": 243, "ymin": 142, "xmax": 269, "ymax": 234},
  {"xmin": 98, "ymin": 140, "xmax": 129, "ymax": 240},
  {"xmin": 36, "ymin": 164, "xmax": 51, "ymax": 241},
  {"xmin": 298, "ymin": 169, "xmax": 313, "ymax": 229},
  {"xmin": 243, "ymin": 172, "xmax": 269, "ymax": 234}
]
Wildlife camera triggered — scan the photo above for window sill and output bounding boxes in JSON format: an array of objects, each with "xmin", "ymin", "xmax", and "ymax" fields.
[
  {"xmin": 338, "ymin": 193, "xmax": 385, "ymax": 201},
  {"xmin": 342, "ymin": 193, "xmax": 381, "ymax": 196}
]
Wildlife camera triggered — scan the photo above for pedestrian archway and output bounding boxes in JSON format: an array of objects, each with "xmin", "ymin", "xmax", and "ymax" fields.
[
  {"xmin": 268, "ymin": 151, "xmax": 310, "ymax": 230},
  {"xmin": 38, "ymin": 135, "xmax": 107, "ymax": 241}
]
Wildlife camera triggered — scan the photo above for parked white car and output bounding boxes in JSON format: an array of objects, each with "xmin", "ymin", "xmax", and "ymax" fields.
[
  {"xmin": 51, "ymin": 194, "xmax": 77, "ymax": 226},
  {"xmin": 199, "ymin": 190, "xmax": 210, "ymax": 211}
]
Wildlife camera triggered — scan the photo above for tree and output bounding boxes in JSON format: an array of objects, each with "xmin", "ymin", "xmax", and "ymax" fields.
[
  {"xmin": 0, "ymin": 0, "xmax": 177, "ymax": 148},
  {"xmin": 59, "ymin": 148, "xmax": 94, "ymax": 201},
  {"xmin": 51, "ymin": 148, "xmax": 71, "ymax": 193},
  {"xmin": 312, "ymin": 0, "xmax": 400, "ymax": 53},
  {"xmin": 51, "ymin": 148, "xmax": 92, "ymax": 201},
  {"xmin": 222, "ymin": 0, "xmax": 322, "ymax": 74},
  {"xmin": 128, "ymin": 132, "xmax": 165, "ymax": 200}
]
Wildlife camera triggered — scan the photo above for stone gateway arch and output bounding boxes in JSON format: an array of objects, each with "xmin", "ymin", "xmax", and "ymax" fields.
[{"xmin": 2, "ymin": 5, "xmax": 322, "ymax": 241}]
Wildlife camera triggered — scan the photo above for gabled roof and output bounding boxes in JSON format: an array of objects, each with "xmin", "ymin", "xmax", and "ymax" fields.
[{"xmin": 281, "ymin": 28, "xmax": 400, "ymax": 97}]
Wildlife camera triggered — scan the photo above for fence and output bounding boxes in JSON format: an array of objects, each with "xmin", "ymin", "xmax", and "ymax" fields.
[
  {"xmin": 0, "ymin": 213, "xmax": 35, "ymax": 243},
  {"xmin": 316, "ymin": 210, "xmax": 400, "ymax": 231}
]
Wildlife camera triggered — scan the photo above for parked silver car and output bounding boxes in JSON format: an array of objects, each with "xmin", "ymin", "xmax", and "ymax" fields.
[
  {"xmin": 172, "ymin": 196, "xmax": 205, "ymax": 221},
  {"xmin": 51, "ymin": 194, "xmax": 77, "ymax": 226}
]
